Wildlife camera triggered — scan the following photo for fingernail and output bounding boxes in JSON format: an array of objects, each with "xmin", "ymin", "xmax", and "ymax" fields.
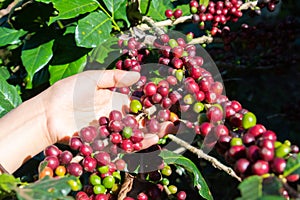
[
  {"xmin": 145, "ymin": 134, "xmax": 159, "ymax": 141},
  {"xmin": 127, "ymin": 71, "xmax": 140, "ymax": 80}
]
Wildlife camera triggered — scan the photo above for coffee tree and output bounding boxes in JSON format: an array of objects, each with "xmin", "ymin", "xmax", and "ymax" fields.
[{"xmin": 0, "ymin": 0, "xmax": 299, "ymax": 199}]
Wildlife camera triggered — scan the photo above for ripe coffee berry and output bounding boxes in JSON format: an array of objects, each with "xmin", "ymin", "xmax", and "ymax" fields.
[
  {"xmin": 137, "ymin": 192, "xmax": 148, "ymax": 200},
  {"xmin": 165, "ymin": 9, "xmax": 173, "ymax": 18},
  {"xmin": 94, "ymin": 151, "xmax": 111, "ymax": 166},
  {"xmin": 44, "ymin": 156, "xmax": 59, "ymax": 170},
  {"xmin": 79, "ymin": 126, "xmax": 97, "ymax": 143},
  {"xmin": 59, "ymin": 150, "xmax": 73, "ymax": 165},
  {"xmin": 143, "ymin": 82, "xmax": 157, "ymax": 96},
  {"xmin": 271, "ymin": 157, "xmax": 286, "ymax": 174},
  {"xmin": 44, "ymin": 145, "xmax": 61, "ymax": 157},
  {"xmin": 67, "ymin": 163, "xmax": 83, "ymax": 177},
  {"xmin": 82, "ymin": 156, "xmax": 97, "ymax": 172},
  {"xmin": 160, "ymin": 34, "xmax": 170, "ymax": 43},
  {"xmin": 173, "ymin": 9, "xmax": 183, "ymax": 19},
  {"xmin": 177, "ymin": 191, "xmax": 187, "ymax": 200},
  {"xmin": 206, "ymin": 106, "xmax": 223, "ymax": 123},
  {"xmin": 251, "ymin": 160, "xmax": 269, "ymax": 176},
  {"xmin": 234, "ymin": 158, "xmax": 250, "ymax": 174}
]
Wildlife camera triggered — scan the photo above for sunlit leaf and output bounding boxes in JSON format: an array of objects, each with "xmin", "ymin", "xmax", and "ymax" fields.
[
  {"xmin": 0, "ymin": 174, "xmax": 21, "ymax": 193},
  {"xmin": 148, "ymin": 0, "xmax": 173, "ymax": 21},
  {"xmin": 139, "ymin": 0, "xmax": 151, "ymax": 14},
  {"xmin": 0, "ymin": 27, "xmax": 27, "ymax": 46},
  {"xmin": 0, "ymin": 66, "xmax": 10, "ymax": 80},
  {"xmin": 45, "ymin": 0, "xmax": 99, "ymax": 24},
  {"xmin": 199, "ymin": 0, "xmax": 209, "ymax": 7},
  {"xmin": 89, "ymin": 36, "xmax": 119, "ymax": 64},
  {"xmin": 15, "ymin": 176, "xmax": 76, "ymax": 200},
  {"xmin": 0, "ymin": 76, "xmax": 22, "ymax": 118},
  {"xmin": 102, "ymin": 0, "xmax": 127, "ymax": 18},
  {"xmin": 113, "ymin": 0, "xmax": 130, "ymax": 27},
  {"xmin": 21, "ymin": 39, "xmax": 54, "ymax": 83},
  {"xmin": 75, "ymin": 11, "xmax": 112, "ymax": 48}
]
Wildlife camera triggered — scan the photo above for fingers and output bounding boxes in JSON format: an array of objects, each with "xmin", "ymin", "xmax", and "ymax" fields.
[
  {"xmin": 95, "ymin": 90, "xmax": 130, "ymax": 117},
  {"xmin": 140, "ymin": 121, "xmax": 178, "ymax": 150},
  {"xmin": 140, "ymin": 134, "xmax": 159, "ymax": 150},
  {"xmin": 83, "ymin": 70, "xmax": 140, "ymax": 89},
  {"xmin": 157, "ymin": 121, "xmax": 178, "ymax": 138}
]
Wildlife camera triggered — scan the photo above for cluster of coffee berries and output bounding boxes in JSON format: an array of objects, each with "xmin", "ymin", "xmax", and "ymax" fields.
[
  {"xmin": 212, "ymin": 103, "xmax": 300, "ymax": 182},
  {"xmin": 38, "ymin": 110, "xmax": 148, "ymax": 199},
  {"xmin": 36, "ymin": 31, "xmax": 299, "ymax": 199},
  {"xmin": 39, "ymin": 144, "xmax": 82, "ymax": 191},
  {"xmin": 116, "ymin": 34, "xmax": 299, "ymax": 183},
  {"xmin": 189, "ymin": 0, "xmax": 244, "ymax": 35}
]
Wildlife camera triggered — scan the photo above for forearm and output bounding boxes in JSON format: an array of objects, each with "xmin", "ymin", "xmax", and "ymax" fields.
[{"xmin": 0, "ymin": 93, "xmax": 51, "ymax": 173}]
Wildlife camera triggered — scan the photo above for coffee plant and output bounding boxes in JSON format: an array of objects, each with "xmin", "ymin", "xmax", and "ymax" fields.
[{"xmin": 0, "ymin": 0, "xmax": 299, "ymax": 199}]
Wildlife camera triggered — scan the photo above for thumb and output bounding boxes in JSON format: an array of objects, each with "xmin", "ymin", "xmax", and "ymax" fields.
[{"xmin": 84, "ymin": 69, "xmax": 140, "ymax": 89}]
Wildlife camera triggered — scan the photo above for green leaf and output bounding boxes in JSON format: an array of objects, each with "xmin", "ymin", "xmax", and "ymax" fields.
[
  {"xmin": 47, "ymin": 0, "xmax": 99, "ymax": 24},
  {"xmin": 21, "ymin": 39, "xmax": 54, "ymax": 83},
  {"xmin": 15, "ymin": 176, "xmax": 76, "ymax": 200},
  {"xmin": 49, "ymin": 55, "xmax": 87, "ymax": 85},
  {"xmin": 89, "ymin": 36, "xmax": 118, "ymax": 64},
  {"xmin": 113, "ymin": 0, "xmax": 130, "ymax": 27},
  {"xmin": 236, "ymin": 176, "xmax": 263, "ymax": 200},
  {"xmin": 262, "ymin": 176, "xmax": 282, "ymax": 197},
  {"xmin": 75, "ymin": 11, "xmax": 112, "ymax": 48},
  {"xmin": 102, "ymin": 0, "xmax": 125, "ymax": 16},
  {"xmin": 139, "ymin": 0, "xmax": 151, "ymax": 14},
  {"xmin": 35, "ymin": 0, "xmax": 52, "ymax": 3},
  {"xmin": 199, "ymin": 0, "xmax": 209, "ymax": 7},
  {"xmin": 51, "ymin": 31, "xmax": 91, "ymax": 65},
  {"xmin": 283, "ymin": 153, "xmax": 300, "ymax": 177},
  {"xmin": 0, "ymin": 76, "xmax": 22, "ymax": 118},
  {"xmin": 0, "ymin": 27, "xmax": 27, "ymax": 46},
  {"xmin": 148, "ymin": 0, "xmax": 173, "ymax": 21},
  {"xmin": 0, "ymin": 174, "xmax": 21, "ymax": 193},
  {"xmin": 0, "ymin": 66, "xmax": 10, "ymax": 80},
  {"xmin": 159, "ymin": 150, "xmax": 213, "ymax": 200}
]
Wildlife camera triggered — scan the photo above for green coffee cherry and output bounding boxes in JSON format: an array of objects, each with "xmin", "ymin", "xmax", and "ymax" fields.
[{"xmin": 242, "ymin": 112, "xmax": 257, "ymax": 129}]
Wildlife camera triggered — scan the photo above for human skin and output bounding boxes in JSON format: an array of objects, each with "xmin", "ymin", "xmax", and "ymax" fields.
[{"xmin": 0, "ymin": 70, "xmax": 173, "ymax": 173}]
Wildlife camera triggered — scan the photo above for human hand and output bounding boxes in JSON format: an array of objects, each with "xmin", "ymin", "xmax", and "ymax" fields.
[{"xmin": 41, "ymin": 69, "xmax": 174, "ymax": 150}]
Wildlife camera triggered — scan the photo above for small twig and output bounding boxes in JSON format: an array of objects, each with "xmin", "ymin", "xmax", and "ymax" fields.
[
  {"xmin": 144, "ymin": 105, "xmax": 157, "ymax": 116},
  {"xmin": 70, "ymin": 155, "xmax": 84, "ymax": 163},
  {"xmin": 0, "ymin": 0, "xmax": 17, "ymax": 18},
  {"xmin": 163, "ymin": 185, "xmax": 172, "ymax": 196},
  {"xmin": 118, "ymin": 173, "xmax": 135, "ymax": 200},
  {"xmin": 167, "ymin": 134, "xmax": 242, "ymax": 182},
  {"xmin": 239, "ymin": 1, "xmax": 258, "ymax": 10},
  {"xmin": 188, "ymin": 35, "xmax": 214, "ymax": 44},
  {"xmin": 141, "ymin": 16, "xmax": 165, "ymax": 35}
]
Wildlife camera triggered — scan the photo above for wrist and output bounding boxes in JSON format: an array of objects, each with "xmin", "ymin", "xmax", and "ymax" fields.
[{"xmin": 0, "ymin": 92, "xmax": 51, "ymax": 173}]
